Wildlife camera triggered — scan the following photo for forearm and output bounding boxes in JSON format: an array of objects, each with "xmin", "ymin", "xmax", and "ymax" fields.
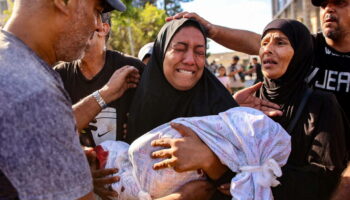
[
  {"xmin": 73, "ymin": 88, "xmax": 116, "ymax": 132},
  {"xmin": 210, "ymin": 25, "xmax": 261, "ymax": 55},
  {"xmin": 73, "ymin": 95, "xmax": 102, "ymax": 132}
]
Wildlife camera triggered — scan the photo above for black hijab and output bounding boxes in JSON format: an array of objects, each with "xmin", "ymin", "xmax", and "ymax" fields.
[
  {"xmin": 259, "ymin": 19, "xmax": 314, "ymax": 129},
  {"xmin": 127, "ymin": 18, "xmax": 238, "ymax": 143}
]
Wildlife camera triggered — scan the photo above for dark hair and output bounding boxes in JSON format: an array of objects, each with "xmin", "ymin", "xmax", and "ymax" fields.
[
  {"xmin": 252, "ymin": 57, "xmax": 258, "ymax": 61},
  {"xmin": 101, "ymin": 12, "xmax": 111, "ymax": 42},
  {"xmin": 218, "ymin": 65, "xmax": 226, "ymax": 76},
  {"xmin": 233, "ymin": 56, "xmax": 239, "ymax": 60}
]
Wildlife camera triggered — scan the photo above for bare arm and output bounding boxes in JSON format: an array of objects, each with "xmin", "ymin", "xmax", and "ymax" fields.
[
  {"xmin": 167, "ymin": 12, "xmax": 261, "ymax": 55},
  {"xmin": 73, "ymin": 66, "xmax": 140, "ymax": 132}
]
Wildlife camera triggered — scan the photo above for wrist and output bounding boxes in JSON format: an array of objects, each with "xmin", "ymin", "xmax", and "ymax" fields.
[
  {"xmin": 208, "ymin": 24, "xmax": 219, "ymax": 39},
  {"xmin": 99, "ymin": 86, "xmax": 120, "ymax": 104},
  {"xmin": 92, "ymin": 90, "xmax": 108, "ymax": 109}
]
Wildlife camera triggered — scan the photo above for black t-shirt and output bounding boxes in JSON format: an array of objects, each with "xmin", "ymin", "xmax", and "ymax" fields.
[
  {"xmin": 309, "ymin": 33, "xmax": 350, "ymax": 121},
  {"xmin": 55, "ymin": 50, "xmax": 145, "ymax": 146}
]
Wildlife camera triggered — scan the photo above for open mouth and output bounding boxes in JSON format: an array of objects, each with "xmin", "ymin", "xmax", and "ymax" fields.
[
  {"xmin": 324, "ymin": 14, "xmax": 338, "ymax": 23},
  {"xmin": 325, "ymin": 19, "xmax": 337, "ymax": 23},
  {"xmin": 176, "ymin": 69, "xmax": 195, "ymax": 75},
  {"xmin": 263, "ymin": 58, "xmax": 278, "ymax": 65}
]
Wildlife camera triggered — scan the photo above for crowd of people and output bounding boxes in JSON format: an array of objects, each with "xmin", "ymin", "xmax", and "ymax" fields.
[
  {"xmin": 207, "ymin": 56, "xmax": 264, "ymax": 94},
  {"xmin": 0, "ymin": 0, "xmax": 349, "ymax": 200}
]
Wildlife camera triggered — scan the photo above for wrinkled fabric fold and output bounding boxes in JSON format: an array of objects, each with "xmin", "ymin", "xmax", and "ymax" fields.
[{"xmin": 99, "ymin": 107, "xmax": 291, "ymax": 200}]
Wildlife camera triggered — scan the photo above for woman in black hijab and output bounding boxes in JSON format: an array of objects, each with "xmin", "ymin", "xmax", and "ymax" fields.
[
  {"xmin": 258, "ymin": 19, "xmax": 349, "ymax": 200},
  {"xmin": 127, "ymin": 18, "xmax": 238, "ymax": 200},
  {"xmin": 127, "ymin": 18, "xmax": 238, "ymax": 143}
]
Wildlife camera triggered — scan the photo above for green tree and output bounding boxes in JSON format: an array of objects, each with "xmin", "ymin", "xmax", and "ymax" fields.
[
  {"xmin": 133, "ymin": 0, "xmax": 157, "ymax": 7},
  {"xmin": 133, "ymin": 0, "xmax": 193, "ymax": 17},
  {"xmin": 2, "ymin": 0, "xmax": 14, "ymax": 25},
  {"xmin": 110, "ymin": 2, "xmax": 166, "ymax": 56},
  {"xmin": 161, "ymin": 0, "xmax": 193, "ymax": 16}
]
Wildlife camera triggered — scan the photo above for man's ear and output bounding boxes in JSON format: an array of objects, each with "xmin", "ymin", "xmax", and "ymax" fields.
[
  {"xmin": 97, "ymin": 23, "xmax": 111, "ymax": 37},
  {"xmin": 53, "ymin": 0, "xmax": 70, "ymax": 15}
]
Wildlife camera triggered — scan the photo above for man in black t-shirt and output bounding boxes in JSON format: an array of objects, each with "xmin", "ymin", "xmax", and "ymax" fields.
[
  {"xmin": 245, "ymin": 57, "xmax": 263, "ymax": 84},
  {"xmin": 306, "ymin": 0, "xmax": 350, "ymax": 122},
  {"xmin": 54, "ymin": 13, "xmax": 144, "ymax": 199},
  {"xmin": 55, "ymin": 13, "xmax": 144, "ymax": 146}
]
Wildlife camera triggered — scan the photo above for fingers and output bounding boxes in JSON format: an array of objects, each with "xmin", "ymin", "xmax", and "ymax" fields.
[
  {"xmin": 260, "ymin": 105, "xmax": 283, "ymax": 117},
  {"xmin": 165, "ymin": 11, "xmax": 189, "ymax": 21},
  {"xmin": 260, "ymin": 98, "xmax": 280, "ymax": 109},
  {"xmin": 88, "ymin": 124, "xmax": 97, "ymax": 131},
  {"xmin": 170, "ymin": 122, "xmax": 197, "ymax": 138},
  {"xmin": 151, "ymin": 138, "xmax": 172, "ymax": 148},
  {"xmin": 116, "ymin": 65, "xmax": 140, "ymax": 80},
  {"xmin": 85, "ymin": 149, "xmax": 98, "ymax": 170},
  {"xmin": 151, "ymin": 149, "xmax": 173, "ymax": 159},
  {"xmin": 93, "ymin": 168, "xmax": 118, "ymax": 178},
  {"xmin": 124, "ymin": 66, "xmax": 140, "ymax": 79},
  {"xmin": 263, "ymin": 110, "xmax": 283, "ymax": 117},
  {"xmin": 153, "ymin": 157, "xmax": 177, "ymax": 170},
  {"xmin": 93, "ymin": 175, "xmax": 120, "ymax": 185},
  {"xmin": 94, "ymin": 187, "xmax": 118, "ymax": 200},
  {"xmin": 126, "ymin": 75, "xmax": 140, "ymax": 83},
  {"xmin": 92, "ymin": 169, "xmax": 120, "ymax": 200},
  {"xmin": 241, "ymin": 82, "xmax": 263, "ymax": 95},
  {"xmin": 126, "ymin": 82, "xmax": 138, "ymax": 89}
]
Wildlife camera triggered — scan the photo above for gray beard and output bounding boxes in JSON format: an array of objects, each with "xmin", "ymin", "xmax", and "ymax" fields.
[{"xmin": 323, "ymin": 27, "xmax": 341, "ymax": 41}]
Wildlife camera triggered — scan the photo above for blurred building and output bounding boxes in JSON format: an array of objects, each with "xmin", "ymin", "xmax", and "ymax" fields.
[{"xmin": 272, "ymin": 0, "xmax": 321, "ymax": 33}]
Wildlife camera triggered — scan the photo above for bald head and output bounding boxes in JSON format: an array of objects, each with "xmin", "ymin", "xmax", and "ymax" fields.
[{"xmin": 4, "ymin": 0, "xmax": 104, "ymax": 65}]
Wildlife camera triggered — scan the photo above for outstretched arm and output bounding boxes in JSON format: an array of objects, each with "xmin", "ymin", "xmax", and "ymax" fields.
[{"xmin": 167, "ymin": 12, "xmax": 261, "ymax": 55}]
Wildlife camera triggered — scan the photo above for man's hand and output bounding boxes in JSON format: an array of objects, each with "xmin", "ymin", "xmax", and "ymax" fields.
[
  {"xmin": 85, "ymin": 148, "xmax": 119, "ymax": 200},
  {"xmin": 166, "ymin": 12, "xmax": 218, "ymax": 38},
  {"xmin": 151, "ymin": 123, "xmax": 227, "ymax": 180},
  {"xmin": 99, "ymin": 66, "xmax": 140, "ymax": 104},
  {"xmin": 233, "ymin": 82, "xmax": 283, "ymax": 117},
  {"xmin": 92, "ymin": 168, "xmax": 120, "ymax": 200},
  {"xmin": 155, "ymin": 180, "xmax": 215, "ymax": 200}
]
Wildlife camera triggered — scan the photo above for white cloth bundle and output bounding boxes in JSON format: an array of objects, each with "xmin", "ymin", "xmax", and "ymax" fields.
[{"xmin": 99, "ymin": 107, "xmax": 291, "ymax": 200}]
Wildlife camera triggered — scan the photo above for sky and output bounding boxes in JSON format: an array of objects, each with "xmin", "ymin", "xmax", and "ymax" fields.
[{"xmin": 180, "ymin": 0, "xmax": 272, "ymax": 54}]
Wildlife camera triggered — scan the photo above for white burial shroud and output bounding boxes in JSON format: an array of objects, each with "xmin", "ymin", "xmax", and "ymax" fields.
[{"xmin": 100, "ymin": 107, "xmax": 291, "ymax": 200}]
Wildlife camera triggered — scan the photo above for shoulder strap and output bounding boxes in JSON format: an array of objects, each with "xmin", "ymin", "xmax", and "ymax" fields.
[{"xmin": 287, "ymin": 87, "xmax": 313, "ymax": 133}]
